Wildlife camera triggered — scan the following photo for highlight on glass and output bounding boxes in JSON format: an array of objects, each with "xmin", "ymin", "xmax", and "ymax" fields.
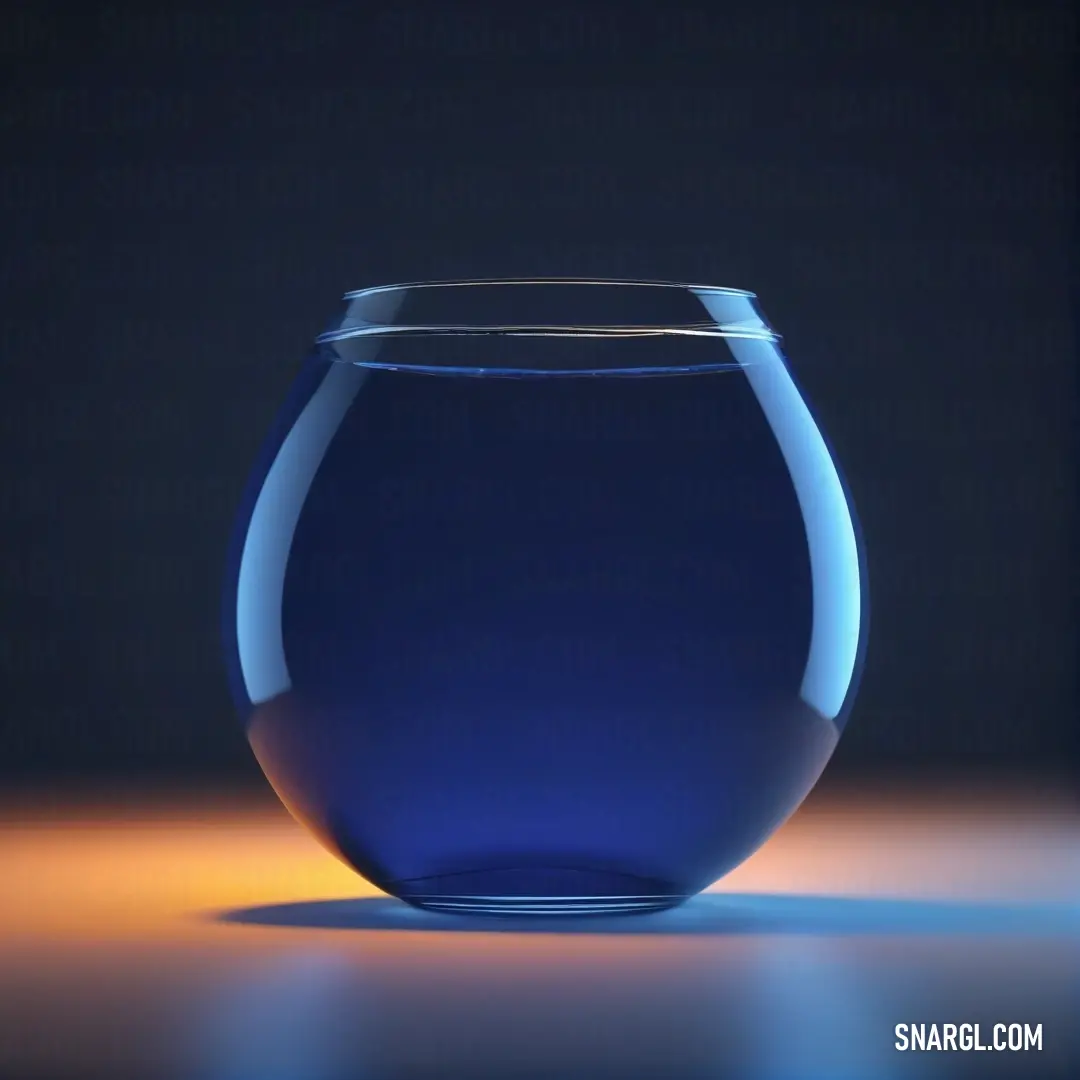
[{"xmin": 222, "ymin": 278, "xmax": 868, "ymax": 916}]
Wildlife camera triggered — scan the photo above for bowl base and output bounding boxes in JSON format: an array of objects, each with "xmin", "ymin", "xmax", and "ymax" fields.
[
  {"xmin": 385, "ymin": 863, "xmax": 690, "ymax": 917},
  {"xmin": 397, "ymin": 894, "xmax": 689, "ymax": 917}
]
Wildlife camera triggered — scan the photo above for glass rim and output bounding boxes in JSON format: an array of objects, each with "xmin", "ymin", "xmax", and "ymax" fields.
[
  {"xmin": 342, "ymin": 276, "xmax": 757, "ymax": 300},
  {"xmin": 319, "ymin": 277, "xmax": 778, "ymax": 343}
]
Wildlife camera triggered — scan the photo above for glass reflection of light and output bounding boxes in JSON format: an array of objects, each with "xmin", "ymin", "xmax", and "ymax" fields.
[
  {"xmin": 185, "ymin": 951, "xmax": 362, "ymax": 1080},
  {"xmin": 235, "ymin": 363, "xmax": 368, "ymax": 706},
  {"xmin": 695, "ymin": 291, "xmax": 863, "ymax": 725},
  {"xmin": 235, "ymin": 290, "xmax": 405, "ymax": 708}
]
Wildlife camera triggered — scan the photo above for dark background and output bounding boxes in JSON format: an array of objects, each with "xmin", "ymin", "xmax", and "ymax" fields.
[{"xmin": 1, "ymin": 0, "xmax": 1075, "ymax": 785}]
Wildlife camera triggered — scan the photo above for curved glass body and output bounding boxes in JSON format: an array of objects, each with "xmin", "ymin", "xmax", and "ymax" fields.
[{"xmin": 222, "ymin": 279, "xmax": 868, "ymax": 916}]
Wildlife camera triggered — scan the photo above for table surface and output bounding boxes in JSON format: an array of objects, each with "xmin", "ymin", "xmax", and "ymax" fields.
[{"xmin": 2, "ymin": 776, "xmax": 1077, "ymax": 1080}]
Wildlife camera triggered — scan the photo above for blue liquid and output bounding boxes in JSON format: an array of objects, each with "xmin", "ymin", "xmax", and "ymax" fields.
[{"xmin": 223, "ymin": 335, "xmax": 865, "ymax": 915}]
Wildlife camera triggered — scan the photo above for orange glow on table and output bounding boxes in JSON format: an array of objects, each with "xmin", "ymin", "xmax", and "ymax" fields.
[
  {"xmin": 1, "ymin": 777, "xmax": 1075, "ymax": 945},
  {"xmin": 0, "ymin": 777, "xmax": 1076, "ymax": 1079}
]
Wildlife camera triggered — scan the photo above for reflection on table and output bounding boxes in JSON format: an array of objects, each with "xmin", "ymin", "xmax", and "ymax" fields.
[{"xmin": 1, "ymin": 776, "xmax": 1076, "ymax": 1079}]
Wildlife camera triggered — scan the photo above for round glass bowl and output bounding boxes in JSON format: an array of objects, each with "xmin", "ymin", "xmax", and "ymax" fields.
[{"xmin": 222, "ymin": 279, "xmax": 868, "ymax": 916}]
